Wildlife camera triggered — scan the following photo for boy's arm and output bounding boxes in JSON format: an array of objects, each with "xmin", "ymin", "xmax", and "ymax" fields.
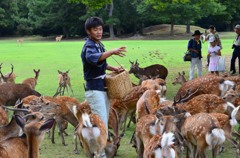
[
  {"xmin": 188, "ymin": 39, "xmax": 198, "ymax": 53},
  {"xmin": 98, "ymin": 47, "xmax": 126, "ymax": 62}
]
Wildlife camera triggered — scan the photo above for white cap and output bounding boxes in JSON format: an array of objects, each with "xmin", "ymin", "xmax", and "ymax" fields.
[
  {"xmin": 209, "ymin": 36, "xmax": 215, "ymax": 43},
  {"xmin": 235, "ymin": 24, "xmax": 240, "ymax": 29}
]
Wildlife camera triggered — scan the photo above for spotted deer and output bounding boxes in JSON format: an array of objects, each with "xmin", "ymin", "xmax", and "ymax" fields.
[
  {"xmin": 135, "ymin": 111, "xmax": 179, "ymax": 158},
  {"xmin": 54, "ymin": 70, "xmax": 74, "ymax": 96},
  {"xmin": 143, "ymin": 132, "xmax": 177, "ymax": 158},
  {"xmin": 182, "ymin": 113, "xmax": 226, "ymax": 158},
  {"xmin": 176, "ymin": 74, "xmax": 235, "ymax": 100},
  {"xmin": 22, "ymin": 69, "xmax": 40, "ymax": 90},
  {"xmin": 172, "ymin": 71, "xmax": 187, "ymax": 85},
  {"xmin": 56, "ymin": 35, "xmax": 63, "ymax": 42},
  {"xmin": 0, "ymin": 63, "xmax": 16, "ymax": 83},
  {"xmin": 136, "ymin": 90, "xmax": 160, "ymax": 120},
  {"xmin": 222, "ymin": 89, "xmax": 240, "ymax": 107}
]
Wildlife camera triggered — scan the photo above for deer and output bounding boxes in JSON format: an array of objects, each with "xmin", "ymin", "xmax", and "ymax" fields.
[
  {"xmin": 136, "ymin": 90, "xmax": 160, "ymax": 120},
  {"xmin": 172, "ymin": 71, "xmax": 187, "ymax": 85},
  {"xmin": 21, "ymin": 95, "xmax": 79, "ymax": 148},
  {"xmin": 0, "ymin": 63, "xmax": 16, "ymax": 84},
  {"xmin": 135, "ymin": 111, "xmax": 181, "ymax": 158},
  {"xmin": 0, "ymin": 83, "xmax": 41, "ymax": 106},
  {"xmin": 209, "ymin": 112, "xmax": 240, "ymax": 155},
  {"xmin": 0, "ymin": 114, "xmax": 55, "ymax": 158},
  {"xmin": 56, "ymin": 35, "xmax": 63, "ymax": 42},
  {"xmin": 143, "ymin": 132, "xmax": 177, "ymax": 158},
  {"xmin": 54, "ymin": 70, "xmax": 74, "ymax": 96},
  {"xmin": 141, "ymin": 78, "xmax": 167, "ymax": 97},
  {"xmin": 0, "ymin": 106, "xmax": 8, "ymax": 126},
  {"xmin": 110, "ymin": 85, "xmax": 148, "ymax": 135},
  {"xmin": 17, "ymin": 38, "xmax": 24, "ymax": 46},
  {"xmin": 175, "ymin": 74, "xmax": 235, "ymax": 100},
  {"xmin": 181, "ymin": 113, "xmax": 226, "ymax": 158},
  {"xmin": 22, "ymin": 69, "xmax": 40, "ymax": 90},
  {"xmin": 129, "ymin": 60, "xmax": 168, "ymax": 84},
  {"xmin": 73, "ymin": 101, "xmax": 108, "ymax": 158},
  {"xmin": 222, "ymin": 89, "xmax": 240, "ymax": 107}
]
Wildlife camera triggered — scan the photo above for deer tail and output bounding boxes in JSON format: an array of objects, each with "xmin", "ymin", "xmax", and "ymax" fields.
[{"xmin": 206, "ymin": 128, "xmax": 225, "ymax": 149}]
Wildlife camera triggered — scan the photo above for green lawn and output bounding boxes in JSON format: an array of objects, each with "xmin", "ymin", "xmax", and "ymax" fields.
[{"xmin": 0, "ymin": 36, "xmax": 238, "ymax": 158}]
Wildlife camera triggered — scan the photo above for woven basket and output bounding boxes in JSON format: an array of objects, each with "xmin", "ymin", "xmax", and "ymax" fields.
[{"xmin": 105, "ymin": 71, "xmax": 133, "ymax": 99}]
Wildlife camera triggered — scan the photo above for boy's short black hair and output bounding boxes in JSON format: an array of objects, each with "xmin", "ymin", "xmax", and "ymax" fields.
[
  {"xmin": 85, "ymin": 17, "xmax": 104, "ymax": 31},
  {"xmin": 209, "ymin": 25, "xmax": 215, "ymax": 30}
]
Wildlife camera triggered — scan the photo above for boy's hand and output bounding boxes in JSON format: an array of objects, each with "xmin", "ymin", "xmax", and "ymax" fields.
[
  {"xmin": 113, "ymin": 67, "xmax": 125, "ymax": 73},
  {"xmin": 111, "ymin": 47, "xmax": 126, "ymax": 57}
]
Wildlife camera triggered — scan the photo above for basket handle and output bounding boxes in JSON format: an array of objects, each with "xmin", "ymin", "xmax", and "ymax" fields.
[{"xmin": 111, "ymin": 56, "xmax": 125, "ymax": 71}]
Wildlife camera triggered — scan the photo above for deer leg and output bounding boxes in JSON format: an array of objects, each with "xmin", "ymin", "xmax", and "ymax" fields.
[
  {"xmin": 74, "ymin": 133, "xmax": 79, "ymax": 154},
  {"xmin": 57, "ymin": 118, "xmax": 67, "ymax": 146},
  {"xmin": 68, "ymin": 83, "xmax": 74, "ymax": 96},
  {"xmin": 51, "ymin": 121, "xmax": 56, "ymax": 144},
  {"xmin": 127, "ymin": 112, "xmax": 135, "ymax": 128},
  {"xmin": 136, "ymin": 136, "xmax": 144, "ymax": 158}
]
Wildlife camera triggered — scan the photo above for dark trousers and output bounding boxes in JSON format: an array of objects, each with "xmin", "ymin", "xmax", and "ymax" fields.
[{"xmin": 230, "ymin": 47, "xmax": 240, "ymax": 73}]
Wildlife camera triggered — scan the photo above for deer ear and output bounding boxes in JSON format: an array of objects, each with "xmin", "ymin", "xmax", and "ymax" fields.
[
  {"xmin": 38, "ymin": 69, "xmax": 40, "ymax": 72},
  {"xmin": 66, "ymin": 70, "xmax": 70, "ymax": 73},
  {"xmin": 58, "ymin": 70, "xmax": 62, "ymax": 74},
  {"xmin": 182, "ymin": 71, "xmax": 185, "ymax": 75},
  {"xmin": 178, "ymin": 72, "xmax": 181, "ymax": 76},
  {"xmin": 39, "ymin": 119, "xmax": 55, "ymax": 132},
  {"xmin": 15, "ymin": 115, "xmax": 25, "ymax": 129}
]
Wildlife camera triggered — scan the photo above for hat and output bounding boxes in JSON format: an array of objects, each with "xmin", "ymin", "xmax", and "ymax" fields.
[
  {"xmin": 209, "ymin": 36, "xmax": 215, "ymax": 43},
  {"xmin": 235, "ymin": 24, "xmax": 240, "ymax": 29},
  {"xmin": 209, "ymin": 25, "xmax": 215, "ymax": 30},
  {"xmin": 192, "ymin": 30, "xmax": 203, "ymax": 36}
]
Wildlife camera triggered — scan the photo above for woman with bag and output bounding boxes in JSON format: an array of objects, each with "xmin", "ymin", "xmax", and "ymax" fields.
[{"xmin": 208, "ymin": 36, "xmax": 221, "ymax": 75}]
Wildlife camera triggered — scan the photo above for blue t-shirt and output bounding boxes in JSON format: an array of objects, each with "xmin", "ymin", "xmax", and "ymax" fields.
[
  {"xmin": 81, "ymin": 38, "xmax": 108, "ymax": 91},
  {"xmin": 188, "ymin": 38, "xmax": 202, "ymax": 58}
]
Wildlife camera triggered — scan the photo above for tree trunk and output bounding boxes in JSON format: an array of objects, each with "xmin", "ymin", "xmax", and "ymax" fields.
[
  {"xmin": 186, "ymin": 20, "xmax": 191, "ymax": 34},
  {"xmin": 109, "ymin": 0, "xmax": 115, "ymax": 39},
  {"xmin": 62, "ymin": 26, "xmax": 69, "ymax": 38},
  {"xmin": 170, "ymin": 20, "xmax": 174, "ymax": 36}
]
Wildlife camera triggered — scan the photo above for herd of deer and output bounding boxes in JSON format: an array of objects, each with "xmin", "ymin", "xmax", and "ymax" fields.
[{"xmin": 1, "ymin": 60, "xmax": 240, "ymax": 158}]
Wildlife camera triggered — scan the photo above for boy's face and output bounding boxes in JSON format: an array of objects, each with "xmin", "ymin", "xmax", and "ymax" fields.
[
  {"xmin": 195, "ymin": 35, "xmax": 200, "ymax": 40},
  {"xmin": 87, "ymin": 26, "xmax": 103, "ymax": 41},
  {"xmin": 235, "ymin": 28, "xmax": 240, "ymax": 34}
]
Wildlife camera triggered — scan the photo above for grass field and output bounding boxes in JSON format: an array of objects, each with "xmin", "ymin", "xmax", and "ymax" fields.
[{"xmin": 0, "ymin": 35, "xmax": 238, "ymax": 158}]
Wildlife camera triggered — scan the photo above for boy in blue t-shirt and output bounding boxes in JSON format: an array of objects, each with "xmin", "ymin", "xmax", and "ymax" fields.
[{"xmin": 81, "ymin": 17, "xmax": 126, "ymax": 139}]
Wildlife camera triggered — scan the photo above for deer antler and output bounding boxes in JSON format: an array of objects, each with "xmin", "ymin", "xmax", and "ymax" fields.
[
  {"xmin": 135, "ymin": 59, "xmax": 138, "ymax": 65},
  {"xmin": 129, "ymin": 60, "xmax": 134, "ymax": 64},
  {"xmin": 173, "ymin": 88, "xmax": 200, "ymax": 106},
  {"xmin": 0, "ymin": 63, "xmax": 5, "ymax": 79},
  {"xmin": 6, "ymin": 64, "xmax": 14, "ymax": 78}
]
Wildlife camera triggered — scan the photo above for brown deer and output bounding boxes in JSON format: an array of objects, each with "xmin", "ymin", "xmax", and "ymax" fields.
[
  {"xmin": 222, "ymin": 89, "xmax": 240, "ymax": 107},
  {"xmin": 143, "ymin": 132, "xmax": 177, "ymax": 158},
  {"xmin": 17, "ymin": 38, "xmax": 24, "ymax": 46},
  {"xmin": 0, "ymin": 83, "xmax": 41, "ymax": 106},
  {"xmin": 172, "ymin": 71, "xmax": 187, "ymax": 85},
  {"xmin": 135, "ymin": 111, "xmax": 179, "ymax": 158},
  {"xmin": 73, "ymin": 101, "xmax": 108, "ymax": 158},
  {"xmin": 136, "ymin": 90, "xmax": 160, "ymax": 120},
  {"xmin": 54, "ymin": 70, "xmax": 74, "ymax": 96},
  {"xmin": 182, "ymin": 113, "xmax": 226, "ymax": 158},
  {"xmin": 129, "ymin": 60, "xmax": 168, "ymax": 84},
  {"xmin": 22, "ymin": 95, "xmax": 79, "ymax": 147},
  {"xmin": 56, "ymin": 35, "xmax": 63, "ymax": 42},
  {"xmin": 0, "ymin": 114, "xmax": 55, "ymax": 158},
  {"xmin": 141, "ymin": 78, "xmax": 167, "ymax": 97},
  {"xmin": 22, "ymin": 69, "xmax": 40, "ymax": 90},
  {"xmin": 0, "ymin": 63, "xmax": 16, "ymax": 83}
]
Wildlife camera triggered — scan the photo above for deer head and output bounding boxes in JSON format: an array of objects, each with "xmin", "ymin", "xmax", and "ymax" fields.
[
  {"xmin": 172, "ymin": 71, "xmax": 186, "ymax": 85},
  {"xmin": 33, "ymin": 69, "xmax": 40, "ymax": 80},
  {"xmin": 129, "ymin": 60, "xmax": 139, "ymax": 74},
  {"xmin": 0, "ymin": 63, "xmax": 14, "ymax": 83},
  {"xmin": 58, "ymin": 70, "xmax": 70, "ymax": 84}
]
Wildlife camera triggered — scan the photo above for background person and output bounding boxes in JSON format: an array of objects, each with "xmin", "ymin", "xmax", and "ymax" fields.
[
  {"xmin": 188, "ymin": 30, "xmax": 203, "ymax": 80},
  {"xmin": 208, "ymin": 37, "xmax": 221, "ymax": 75},
  {"xmin": 230, "ymin": 24, "xmax": 240, "ymax": 75}
]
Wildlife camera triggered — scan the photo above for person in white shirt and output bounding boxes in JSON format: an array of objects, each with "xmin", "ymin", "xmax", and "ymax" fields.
[
  {"xmin": 230, "ymin": 24, "xmax": 240, "ymax": 75},
  {"xmin": 208, "ymin": 37, "xmax": 221, "ymax": 76}
]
